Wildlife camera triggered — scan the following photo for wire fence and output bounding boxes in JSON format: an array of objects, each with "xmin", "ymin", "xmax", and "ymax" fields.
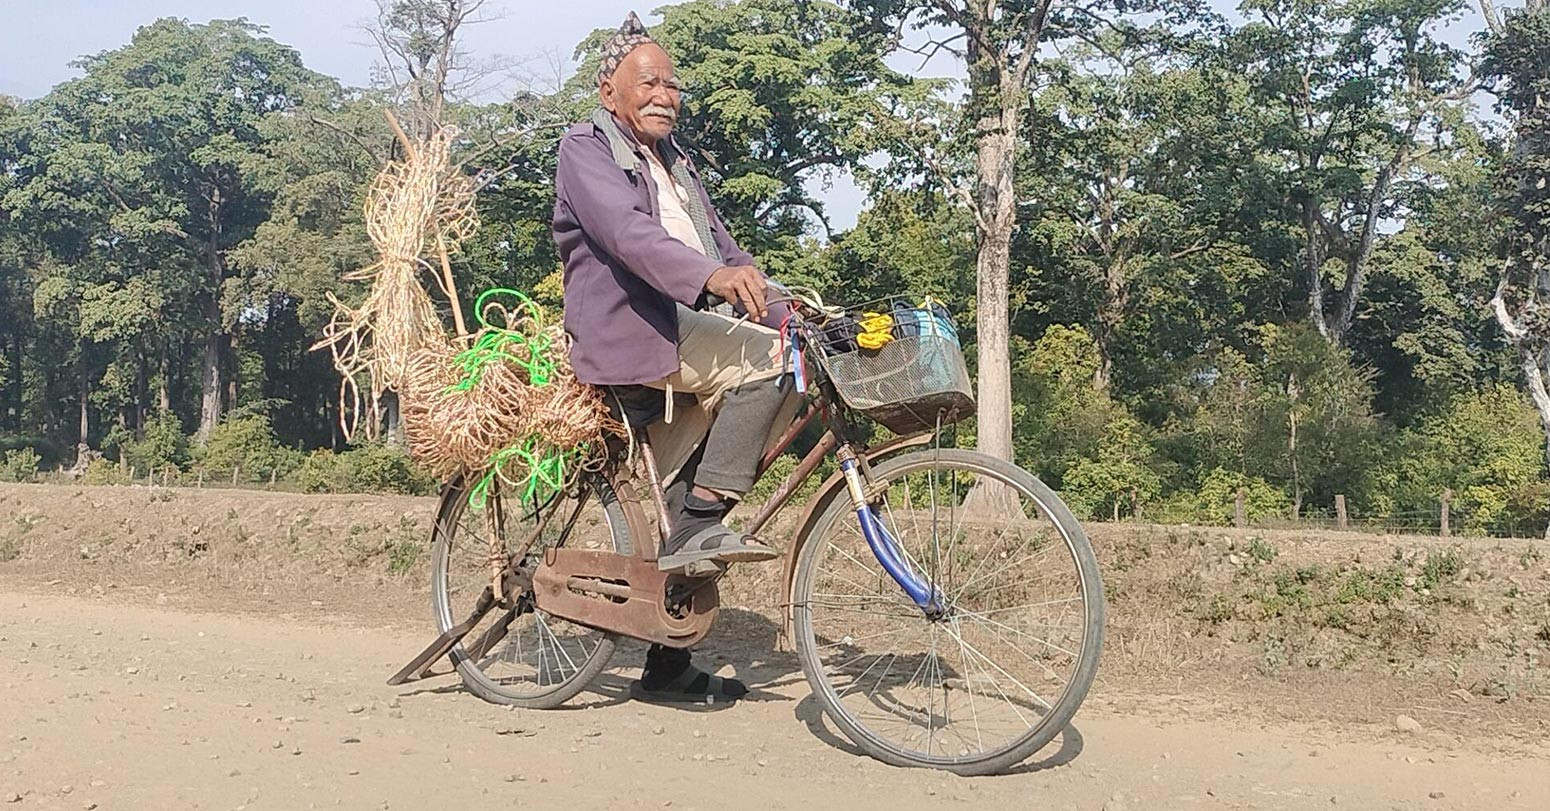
[{"xmin": 1107, "ymin": 488, "xmax": 1550, "ymax": 541}]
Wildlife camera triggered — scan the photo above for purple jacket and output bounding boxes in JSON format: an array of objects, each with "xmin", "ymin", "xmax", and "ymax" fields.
[{"xmin": 552, "ymin": 114, "xmax": 782, "ymax": 386}]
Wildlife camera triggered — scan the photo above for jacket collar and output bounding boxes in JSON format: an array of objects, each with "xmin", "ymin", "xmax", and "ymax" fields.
[{"xmin": 591, "ymin": 108, "xmax": 689, "ymax": 173}]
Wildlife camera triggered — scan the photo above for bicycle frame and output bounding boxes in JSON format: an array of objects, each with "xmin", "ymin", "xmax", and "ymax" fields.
[{"xmin": 648, "ymin": 382, "xmax": 940, "ymax": 614}]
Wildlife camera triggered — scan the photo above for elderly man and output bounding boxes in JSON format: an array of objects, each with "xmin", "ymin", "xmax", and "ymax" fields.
[{"xmin": 551, "ymin": 13, "xmax": 794, "ymax": 705}]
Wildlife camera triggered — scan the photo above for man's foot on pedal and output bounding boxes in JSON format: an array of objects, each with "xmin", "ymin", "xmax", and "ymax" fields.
[
  {"xmin": 658, "ymin": 490, "xmax": 780, "ymax": 572},
  {"xmin": 658, "ymin": 524, "xmax": 779, "ymax": 572}
]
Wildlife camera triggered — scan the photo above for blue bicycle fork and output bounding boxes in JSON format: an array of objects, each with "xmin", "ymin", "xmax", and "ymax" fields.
[{"xmin": 839, "ymin": 457, "xmax": 944, "ymax": 615}]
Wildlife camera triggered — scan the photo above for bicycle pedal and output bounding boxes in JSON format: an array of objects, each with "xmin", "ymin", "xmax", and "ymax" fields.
[{"xmin": 681, "ymin": 559, "xmax": 728, "ymax": 578}]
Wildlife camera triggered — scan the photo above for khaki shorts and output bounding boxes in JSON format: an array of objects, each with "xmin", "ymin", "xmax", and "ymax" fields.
[{"xmin": 643, "ymin": 305, "xmax": 801, "ymax": 485}]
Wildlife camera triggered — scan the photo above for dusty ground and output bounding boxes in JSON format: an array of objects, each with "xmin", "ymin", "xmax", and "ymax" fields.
[{"xmin": 2, "ymin": 483, "xmax": 1549, "ymax": 809}]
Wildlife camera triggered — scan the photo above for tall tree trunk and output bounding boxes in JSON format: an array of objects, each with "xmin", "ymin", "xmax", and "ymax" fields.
[
  {"xmin": 157, "ymin": 344, "xmax": 172, "ymax": 413},
  {"xmin": 197, "ymin": 329, "xmax": 224, "ymax": 441},
  {"xmin": 77, "ymin": 358, "xmax": 90, "ymax": 458},
  {"xmin": 197, "ymin": 201, "xmax": 228, "ymax": 440},
  {"xmin": 133, "ymin": 348, "xmax": 147, "ymax": 433},
  {"xmin": 972, "ymin": 82, "xmax": 1019, "ymax": 465},
  {"xmin": 5, "ymin": 329, "xmax": 20, "ymax": 433},
  {"xmin": 383, "ymin": 391, "xmax": 403, "ymax": 446},
  {"xmin": 1302, "ymin": 203, "xmax": 1330, "ymax": 340},
  {"xmin": 964, "ymin": 70, "xmax": 1022, "ymax": 512},
  {"xmin": 1094, "ymin": 256, "xmax": 1129, "ymax": 390}
]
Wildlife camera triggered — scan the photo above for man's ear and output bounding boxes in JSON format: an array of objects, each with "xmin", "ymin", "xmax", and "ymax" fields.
[{"xmin": 599, "ymin": 79, "xmax": 618, "ymax": 113}]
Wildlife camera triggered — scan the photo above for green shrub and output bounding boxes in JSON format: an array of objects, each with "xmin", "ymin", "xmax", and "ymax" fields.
[
  {"xmin": 0, "ymin": 447, "xmax": 40, "ymax": 482},
  {"xmin": 1160, "ymin": 467, "xmax": 1290, "ymax": 525},
  {"xmin": 1371, "ymin": 386, "xmax": 1548, "ymax": 536},
  {"xmin": 0, "ymin": 436, "xmax": 64, "ymax": 470},
  {"xmin": 122, "ymin": 412, "xmax": 190, "ymax": 473},
  {"xmin": 82, "ymin": 458, "xmax": 131, "ymax": 486},
  {"xmin": 291, "ymin": 443, "xmax": 435, "ymax": 495},
  {"xmin": 195, "ymin": 415, "xmax": 303, "ymax": 483}
]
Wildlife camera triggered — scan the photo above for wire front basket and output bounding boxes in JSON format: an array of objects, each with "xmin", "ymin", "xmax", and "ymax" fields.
[{"xmin": 809, "ymin": 298, "xmax": 976, "ymax": 434}]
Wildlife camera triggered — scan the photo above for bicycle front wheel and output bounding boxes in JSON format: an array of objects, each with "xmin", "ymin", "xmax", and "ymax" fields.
[{"xmin": 792, "ymin": 449, "xmax": 1104, "ymax": 775}]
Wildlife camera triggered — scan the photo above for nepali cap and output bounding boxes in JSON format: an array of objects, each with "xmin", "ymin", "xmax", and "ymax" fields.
[{"xmin": 597, "ymin": 12, "xmax": 657, "ymax": 84}]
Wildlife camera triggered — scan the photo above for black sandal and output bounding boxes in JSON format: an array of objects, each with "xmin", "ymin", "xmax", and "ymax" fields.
[{"xmin": 630, "ymin": 662, "xmax": 748, "ymax": 707}]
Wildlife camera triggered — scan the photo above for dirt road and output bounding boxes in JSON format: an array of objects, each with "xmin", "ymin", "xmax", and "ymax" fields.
[{"xmin": 1, "ymin": 589, "xmax": 1545, "ymax": 811}]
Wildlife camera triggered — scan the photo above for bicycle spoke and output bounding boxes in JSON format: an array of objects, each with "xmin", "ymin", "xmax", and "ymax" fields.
[
  {"xmin": 944, "ymin": 622, "xmax": 1053, "ymax": 711},
  {"xmin": 952, "ymin": 622, "xmax": 985, "ymax": 751},
  {"xmin": 953, "ymin": 539, "xmax": 1068, "ymax": 602},
  {"xmin": 955, "ymin": 607, "xmax": 1081, "ymax": 661}
]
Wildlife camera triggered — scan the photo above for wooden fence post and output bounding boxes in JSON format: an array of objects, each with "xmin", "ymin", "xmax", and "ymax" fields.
[
  {"xmin": 1130, "ymin": 487, "xmax": 1140, "ymax": 521},
  {"xmin": 1441, "ymin": 488, "xmax": 1453, "ymax": 537},
  {"xmin": 269, "ymin": 468, "xmax": 278, "ymax": 487},
  {"xmin": 197, "ymin": 469, "xmax": 204, "ymax": 488},
  {"xmin": 1234, "ymin": 488, "xmax": 1247, "ymax": 528},
  {"xmin": 1335, "ymin": 494, "xmax": 1348, "ymax": 529},
  {"xmin": 231, "ymin": 466, "xmax": 240, "ymax": 486}
]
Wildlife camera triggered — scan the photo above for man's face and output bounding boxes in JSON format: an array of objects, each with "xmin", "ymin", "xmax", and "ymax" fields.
[{"xmin": 600, "ymin": 43, "xmax": 681, "ymax": 145}]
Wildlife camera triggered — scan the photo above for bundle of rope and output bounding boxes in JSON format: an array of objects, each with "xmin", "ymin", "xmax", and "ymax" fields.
[
  {"xmin": 402, "ymin": 289, "xmax": 622, "ymax": 507},
  {"xmin": 313, "ymin": 114, "xmax": 475, "ymax": 440},
  {"xmin": 313, "ymin": 111, "xmax": 621, "ymax": 508}
]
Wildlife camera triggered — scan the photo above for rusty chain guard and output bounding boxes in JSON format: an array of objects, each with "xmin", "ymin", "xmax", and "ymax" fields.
[{"xmin": 531, "ymin": 548, "xmax": 719, "ymax": 649}]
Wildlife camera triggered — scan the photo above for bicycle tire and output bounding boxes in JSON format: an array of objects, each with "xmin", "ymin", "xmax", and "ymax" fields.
[{"xmin": 791, "ymin": 448, "xmax": 1105, "ymax": 775}]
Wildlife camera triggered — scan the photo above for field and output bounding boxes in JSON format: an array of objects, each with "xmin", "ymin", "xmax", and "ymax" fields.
[{"xmin": 1, "ymin": 482, "xmax": 1547, "ymax": 809}]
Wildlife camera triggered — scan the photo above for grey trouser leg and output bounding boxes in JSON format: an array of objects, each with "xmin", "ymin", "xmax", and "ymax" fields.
[{"xmin": 691, "ymin": 376, "xmax": 789, "ymax": 496}]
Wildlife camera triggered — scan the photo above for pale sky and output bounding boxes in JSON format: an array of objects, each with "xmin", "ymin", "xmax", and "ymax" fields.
[{"xmin": 0, "ymin": 0, "xmax": 1496, "ymax": 229}]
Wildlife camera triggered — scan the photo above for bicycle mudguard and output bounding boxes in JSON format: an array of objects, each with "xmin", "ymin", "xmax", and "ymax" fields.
[{"xmin": 776, "ymin": 433, "xmax": 936, "ymax": 644}]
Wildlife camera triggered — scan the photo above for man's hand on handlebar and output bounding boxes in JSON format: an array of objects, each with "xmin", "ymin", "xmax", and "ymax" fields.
[{"xmin": 705, "ymin": 265, "xmax": 769, "ymax": 322}]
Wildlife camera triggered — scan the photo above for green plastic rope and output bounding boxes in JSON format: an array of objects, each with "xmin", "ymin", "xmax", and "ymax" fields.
[
  {"xmin": 445, "ymin": 288, "xmax": 556, "ymax": 393},
  {"xmin": 468, "ymin": 437, "xmax": 579, "ymax": 510}
]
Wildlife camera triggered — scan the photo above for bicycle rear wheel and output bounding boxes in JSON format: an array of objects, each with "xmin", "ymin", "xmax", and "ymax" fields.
[
  {"xmin": 791, "ymin": 449, "xmax": 1104, "ymax": 775},
  {"xmin": 429, "ymin": 474, "xmax": 632, "ymax": 708}
]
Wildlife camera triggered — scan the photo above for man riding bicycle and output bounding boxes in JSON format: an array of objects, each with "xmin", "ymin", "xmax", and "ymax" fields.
[{"xmin": 551, "ymin": 12, "xmax": 797, "ymax": 706}]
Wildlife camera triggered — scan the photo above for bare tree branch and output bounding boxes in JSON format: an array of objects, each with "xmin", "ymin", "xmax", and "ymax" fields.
[{"xmin": 308, "ymin": 114, "xmax": 383, "ymax": 162}]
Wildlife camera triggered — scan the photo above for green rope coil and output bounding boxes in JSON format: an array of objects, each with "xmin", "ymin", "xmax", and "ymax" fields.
[
  {"xmin": 467, "ymin": 437, "xmax": 578, "ymax": 510},
  {"xmin": 445, "ymin": 288, "xmax": 556, "ymax": 393}
]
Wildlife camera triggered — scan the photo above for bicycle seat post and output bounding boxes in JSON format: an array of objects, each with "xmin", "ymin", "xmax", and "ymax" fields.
[{"xmin": 637, "ymin": 434, "xmax": 673, "ymax": 550}]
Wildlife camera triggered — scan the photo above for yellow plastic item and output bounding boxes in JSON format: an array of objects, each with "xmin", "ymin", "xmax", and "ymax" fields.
[{"xmin": 857, "ymin": 312, "xmax": 894, "ymax": 350}]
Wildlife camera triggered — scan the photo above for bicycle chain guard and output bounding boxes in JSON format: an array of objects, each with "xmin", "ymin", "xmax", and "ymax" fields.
[{"xmin": 531, "ymin": 548, "xmax": 719, "ymax": 649}]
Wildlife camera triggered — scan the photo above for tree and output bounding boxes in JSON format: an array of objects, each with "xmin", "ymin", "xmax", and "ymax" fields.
[
  {"xmin": 0, "ymin": 95, "xmax": 29, "ymax": 435},
  {"xmin": 1349, "ymin": 127, "xmax": 1511, "ymax": 421},
  {"xmin": 227, "ymin": 88, "xmax": 386, "ymax": 448},
  {"xmin": 4, "ymin": 19, "xmax": 327, "ymax": 440},
  {"xmin": 1017, "ymin": 45, "xmax": 1263, "ymax": 388},
  {"xmin": 845, "ymin": 0, "xmax": 1062, "ymax": 483},
  {"xmin": 1481, "ymin": 0, "xmax": 1550, "ymax": 535},
  {"xmin": 1231, "ymin": 0, "xmax": 1473, "ymax": 346}
]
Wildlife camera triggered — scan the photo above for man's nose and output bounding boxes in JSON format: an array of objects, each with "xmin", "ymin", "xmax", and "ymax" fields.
[{"xmin": 649, "ymin": 88, "xmax": 677, "ymax": 110}]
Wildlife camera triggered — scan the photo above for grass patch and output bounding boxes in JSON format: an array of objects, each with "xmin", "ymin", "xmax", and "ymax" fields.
[{"xmin": 1246, "ymin": 537, "xmax": 1278, "ymax": 564}]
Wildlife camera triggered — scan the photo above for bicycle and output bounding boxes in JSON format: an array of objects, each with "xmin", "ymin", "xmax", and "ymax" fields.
[{"xmin": 389, "ymin": 289, "xmax": 1105, "ymax": 776}]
